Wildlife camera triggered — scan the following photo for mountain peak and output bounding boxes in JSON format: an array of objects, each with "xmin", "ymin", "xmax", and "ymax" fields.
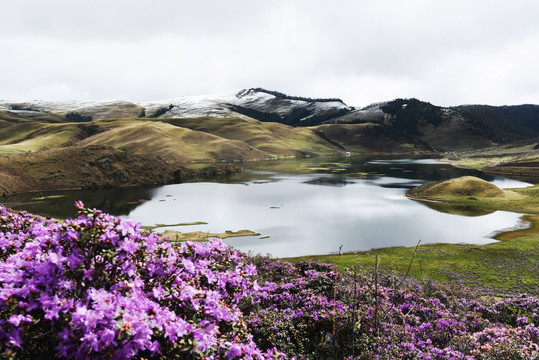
[{"xmin": 238, "ymin": 87, "xmax": 346, "ymax": 105}]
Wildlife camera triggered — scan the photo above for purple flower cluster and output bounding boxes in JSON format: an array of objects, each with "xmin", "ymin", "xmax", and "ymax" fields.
[
  {"xmin": 0, "ymin": 203, "xmax": 282, "ymax": 359},
  {"xmin": 243, "ymin": 259, "xmax": 347, "ymax": 357},
  {"xmin": 243, "ymin": 258, "xmax": 539, "ymax": 359},
  {"xmin": 1, "ymin": 203, "xmax": 538, "ymax": 359}
]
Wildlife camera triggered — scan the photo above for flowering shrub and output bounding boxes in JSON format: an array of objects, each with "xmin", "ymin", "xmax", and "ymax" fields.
[
  {"xmin": 245, "ymin": 259, "xmax": 539, "ymax": 359},
  {"xmin": 0, "ymin": 203, "xmax": 281, "ymax": 359},
  {"xmin": 1, "ymin": 203, "xmax": 538, "ymax": 359},
  {"xmin": 244, "ymin": 258, "xmax": 348, "ymax": 357}
]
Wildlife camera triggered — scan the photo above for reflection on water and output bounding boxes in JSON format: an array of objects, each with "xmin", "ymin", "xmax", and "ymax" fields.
[
  {"xmin": 304, "ymin": 175, "xmax": 356, "ymax": 187},
  {"xmin": 2, "ymin": 156, "xmax": 533, "ymax": 257},
  {"xmin": 417, "ymin": 201, "xmax": 496, "ymax": 217},
  {"xmin": 3, "ymin": 187, "xmax": 155, "ymax": 218}
]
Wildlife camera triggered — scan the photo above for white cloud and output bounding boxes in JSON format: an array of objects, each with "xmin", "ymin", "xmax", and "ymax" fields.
[{"xmin": 1, "ymin": 0, "xmax": 539, "ymax": 106}]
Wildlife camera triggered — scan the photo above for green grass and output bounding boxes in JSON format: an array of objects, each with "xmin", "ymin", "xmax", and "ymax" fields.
[
  {"xmin": 1, "ymin": 116, "xmax": 343, "ymax": 163},
  {"xmin": 442, "ymin": 139, "xmax": 539, "ymax": 169},
  {"xmin": 0, "ymin": 114, "xmax": 437, "ymax": 164},
  {"xmin": 289, "ymin": 224, "xmax": 539, "ymax": 294}
]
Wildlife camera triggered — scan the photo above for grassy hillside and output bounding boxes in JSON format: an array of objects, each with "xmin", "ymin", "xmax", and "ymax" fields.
[
  {"xmin": 0, "ymin": 145, "xmax": 240, "ymax": 196},
  {"xmin": 164, "ymin": 117, "xmax": 341, "ymax": 157},
  {"xmin": 0, "ymin": 109, "xmax": 69, "ymax": 124},
  {"xmin": 0, "ymin": 122, "xmax": 82, "ymax": 154},
  {"xmin": 0, "ymin": 116, "xmax": 347, "ymax": 161},
  {"xmin": 0, "ymin": 146, "xmax": 180, "ymax": 195},
  {"xmin": 0, "ymin": 115, "xmax": 348, "ymax": 195},
  {"xmin": 78, "ymin": 121, "xmax": 271, "ymax": 162},
  {"xmin": 406, "ymin": 176, "xmax": 507, "ymax": 199}
]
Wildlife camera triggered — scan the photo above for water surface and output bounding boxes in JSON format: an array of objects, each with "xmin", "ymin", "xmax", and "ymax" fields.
[{"xmin": 4, "ymin": 156, "xmax": 532, "ymax": 257}]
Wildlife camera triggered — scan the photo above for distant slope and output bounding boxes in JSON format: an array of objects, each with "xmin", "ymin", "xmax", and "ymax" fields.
[
  {"xmin": 312, "ymin": 123, "xmax": 431, "ymax": 153},
  {"xmin": 330, "ymin": 98, "xmax": 539, "ymax": 150},
  {"xmin": 1, "ymin": 100, "xmax": 143, "ymax": 120},
  {"xmin": 453, "ymin": 104, "xmax": 538, "ymax": 143},
  {"xmin": 77, "ymin": 121, "xmax": 270, "ymax": 162},
  {"xmin": 0, "ymin": 122, "xmax": 82, "ymax": 154},
  {"xmin": 0, "ymin": 109, "xmax": 68, "ymax": 124},
  {"xmin": 496, "ymin": 104, "xmax": 539, "ymax": 131}
]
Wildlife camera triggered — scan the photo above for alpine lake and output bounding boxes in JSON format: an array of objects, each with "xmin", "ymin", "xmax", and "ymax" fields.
[{"xmin": 4, "ymin": 156, "xmax": 533, "ymax": 258}]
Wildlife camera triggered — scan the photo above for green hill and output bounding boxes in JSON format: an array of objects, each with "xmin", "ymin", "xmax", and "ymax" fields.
[
  {"xmin": 407, "ymin": 176, "xmax": 506, "ymax": 199},
  {"xmin": 78, "ymin": 121, "xmax": 271, "ymax": 162}
]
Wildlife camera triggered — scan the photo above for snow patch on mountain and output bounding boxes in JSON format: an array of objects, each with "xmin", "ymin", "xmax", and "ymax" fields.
[
  {"xmin": 0, "ymin": 88, "xmax": 379, "ymax": 124},
  {"xmin": 140, "ymin": 88, "xmax": 353, "ymax": 121},
  {"xmin": 141, "ymin": 92, "xmax": 242, "ymax": 118},
  {"xmin": 0, "ymin": 100, "xmax": 143, "ymax": 120}
]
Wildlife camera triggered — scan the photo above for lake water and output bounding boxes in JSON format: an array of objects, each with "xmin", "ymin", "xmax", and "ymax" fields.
[{"xmin": 3, "ymin": 156, "xmax": 532, "ymax": 257}]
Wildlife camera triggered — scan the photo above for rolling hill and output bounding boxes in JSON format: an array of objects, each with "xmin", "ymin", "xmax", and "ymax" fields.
[{"xmin": 1, "ymin": 88, "xmax": 539, "ymax": 194}]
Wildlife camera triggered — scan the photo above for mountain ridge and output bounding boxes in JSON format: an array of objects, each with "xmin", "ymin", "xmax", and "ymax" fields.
[
  {"xmin": 2, "ymin": 87, "xmax": 537, "ymax": 132},
  {"xmin": 1, "ymin": 88, "xmax": 539, "ymax": 154}
]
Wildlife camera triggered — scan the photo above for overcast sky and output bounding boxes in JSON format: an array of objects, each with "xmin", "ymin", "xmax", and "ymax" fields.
[{"xmin": 1, "ymin": 0, "xmax": 538, "ymax": 107}]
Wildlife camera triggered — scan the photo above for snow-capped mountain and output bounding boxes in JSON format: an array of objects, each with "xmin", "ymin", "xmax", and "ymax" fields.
[
  {"xmin": 0, "ymin": 88, "xmax": 357, "ymax": 124},
  {"xmin": 1, "ymin": 100, "xmax": 144, "ymax": 120},
  {"xmin": 2, "ymin": 89, "xmax": 538, "ymax": 151},
  {"xmin": 140, "ymin": 88, "xmax": 356, "ymax": 125}
]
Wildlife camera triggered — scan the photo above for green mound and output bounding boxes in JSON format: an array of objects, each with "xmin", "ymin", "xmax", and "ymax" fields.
[{"xmin": 407, "ymin": 176, "xmax": 505, "ymax": 199}]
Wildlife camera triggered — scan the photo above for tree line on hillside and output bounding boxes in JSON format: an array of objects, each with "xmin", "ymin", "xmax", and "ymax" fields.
[
  {"xmin": 381, "ymin": 98, "xmax": 444, "ymax": 136},
  {"xmin": 149, "ymin": 104, "xmax": 174, "ymax": 118},
  {"xmin": 226, "ymin": 104, "xmax": 352, "ymax": 127},
  {"xmin": 245, "ymin": 88, "xmax": 345, "ymax": 104},
  {"xmin": 379, "ymin": 99, "xmax": 539, "ymax": 143},
  {"xmin": 497, "ymin": 104, "xmax": 539, "ymax": 131},
  {"xmin": 65, "ymin": 112, "xmax": 93, "ymax": 122},
  {"xmin": 454, "ymin": 105, "xmax": 539, "ymax": 143}
]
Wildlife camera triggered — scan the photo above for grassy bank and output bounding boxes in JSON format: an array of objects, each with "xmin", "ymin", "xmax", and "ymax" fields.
[{"xmin": 290, "ymin": 220, "xmax": 539, "ymax": 295}]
